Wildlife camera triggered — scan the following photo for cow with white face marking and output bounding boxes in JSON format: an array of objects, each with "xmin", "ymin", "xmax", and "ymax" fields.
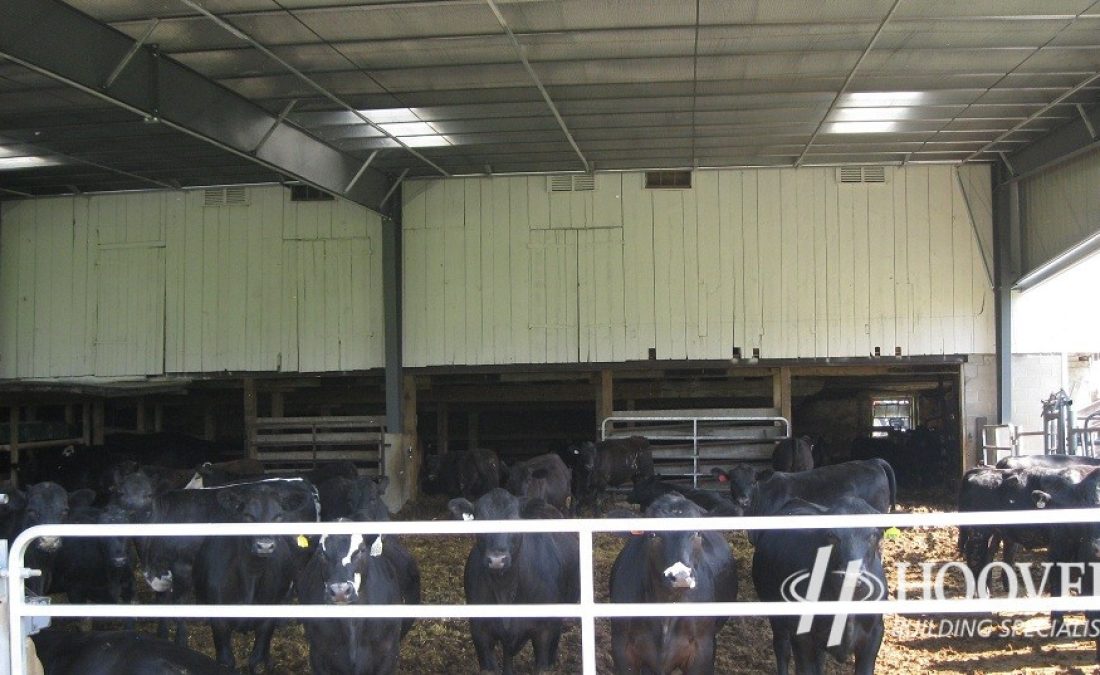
[
  {"xmin": 297, "ymin": 523, "xmax": 421, "ymax": 674},
  {"xmin": 609, "ymin": 492, "xmax": 738, "ymax": 675}
]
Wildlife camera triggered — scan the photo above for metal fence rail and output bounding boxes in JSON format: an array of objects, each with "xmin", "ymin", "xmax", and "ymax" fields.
[{"xmin": 8, "ymin": 509, "xmax": 1100, "ymax": 675}]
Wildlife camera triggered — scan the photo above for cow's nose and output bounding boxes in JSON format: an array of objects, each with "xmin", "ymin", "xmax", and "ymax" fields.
[
  {"xmin": 110, "ymin": 556, "xmax": 129, "ymax": 568},
  {"xmin": 327, "ymin": 582, "xmax": 356, "ymax": 604},
  {"xmin": 662, "ymin": 561, "xmax": 696, "ymax": 589},
  {"xmin": 486, "ymin": 551, "xmax": 511, "ymax": 570},
  {"xmin": 37, "ymin": 536, "xmax": 61, "ymax": 552},
  {"xmin": 253, "ymin": 538, "xmax": 277, "ymax": 556}
]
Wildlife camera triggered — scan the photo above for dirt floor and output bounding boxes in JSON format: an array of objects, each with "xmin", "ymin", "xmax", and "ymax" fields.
[{"xmin": 51, "ymin": 489, "xmax": 1100, "ymax": 674}]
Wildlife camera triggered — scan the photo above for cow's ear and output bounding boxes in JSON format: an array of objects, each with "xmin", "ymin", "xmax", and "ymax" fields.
[
  {"xmin": 1032, "ymin": 490, "xmax": 1052, "ymax": 509},
  {"xmin": 448, "ymin": 498, "xmax": 475, "ymax": 521},
  {"xmin": 711, "ymin": 467, "xmax": 729, "ymax": 483},
  {"xmin": 216, "ymin": 489, "xmax": 246, "ymax": 513}
]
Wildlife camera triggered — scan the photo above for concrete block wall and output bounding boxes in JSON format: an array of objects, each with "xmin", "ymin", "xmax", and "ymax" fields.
[{"xmin": 963, "ymin": 354, "xmax": 998, "ymax": 468}]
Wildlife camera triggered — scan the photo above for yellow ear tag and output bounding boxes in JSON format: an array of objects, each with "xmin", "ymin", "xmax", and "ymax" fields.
[
  {"xmin": 884, "ymin": 527, "xmax": 901, "ymax": 540},
  {"xmin": 296, "ymin": 535, "xmax": 310, "ymax": 548}
]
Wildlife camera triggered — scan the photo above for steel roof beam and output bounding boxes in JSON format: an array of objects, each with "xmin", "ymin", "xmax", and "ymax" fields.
[
  {"xmin": 0, "ymin": 0, "xmax": 393, "ymax": 209},
  {"xmin": 1000, "ymin": 102, "xmax": 1100, "ymax": 181},
  {"xmin": 483, "ymin": 0, "xmax": 588, "ymax": 172}
]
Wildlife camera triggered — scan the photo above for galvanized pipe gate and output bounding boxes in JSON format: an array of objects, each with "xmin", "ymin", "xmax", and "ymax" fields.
[{"xmin": 5, "ymin": 511, "xmax": 1100, "ymax": 674}]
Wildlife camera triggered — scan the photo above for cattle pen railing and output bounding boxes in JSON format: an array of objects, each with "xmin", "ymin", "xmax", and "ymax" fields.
[{"xmin": 7, "ymin": 511, "xmax": 1100, "ymax": 675}]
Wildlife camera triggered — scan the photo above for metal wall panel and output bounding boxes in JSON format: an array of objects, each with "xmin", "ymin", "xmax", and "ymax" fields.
[
  {"xmin": 402, "ymin": 165, "xmax": 996, "ymax": 366},
  {"xmin": 1020, "ymin": 146, "xmax": 1100, "ymax": 276},
  {"xmin": 0, "ymin": 186, "xmax": 384, "ymax": 379}
]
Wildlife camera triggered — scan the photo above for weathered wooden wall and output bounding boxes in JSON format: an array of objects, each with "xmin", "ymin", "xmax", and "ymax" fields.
[
  {"xmin": 402, "ymin": 165, "xmax": 995, "ymax": 366},
  {"xmin": 0, "ymin": 186, "xmax": 384, "ymax": 378}
]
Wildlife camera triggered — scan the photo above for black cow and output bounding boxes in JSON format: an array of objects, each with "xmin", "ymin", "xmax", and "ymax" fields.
[
  {"xmin": 448, "ymin": 489, "xmax": 579, "ymax": 674},
  {"xmin": 572, "ymin": 436, "xmax": 654, "ymax": 515},
  {"xmin": 627, "ymin": 476, "xmax": 742, "ymax": 516},
  {"xmin": 32, "ymin": 628, "xmax": 235, "ymax": 675},
  {"xmin": 744, "ymin": 459, "xmax": 897, "ymax": 527},
  {"xmin": 318, "ymin": 475, "xmax": 391, "ymax": 521},
  {"xmin": 609, "ymin": 493, "xmax": 738, "ymax": 674},
  {"xmin": 710, "ymin": 464, "xmax": 760, "ymax": 509},
  {"xmin": 505, "ymin": 453, "xmax": 573, "ymax": 515},
  {"xmin": 8, "ymin": 482, "xmax": 71, "ymax": 596},
  {"xmin": 996, "ymin": 454, "xmax": 1100, "ymax": 471},
  {"xmin": 191, "ymin": 458, "xmax": 267, "ymax": 487},
  {"xmin": 49, "ymin": 503, "xmax": 134, "ymax": 613},
  {"xmin": 851, "ymin": 427, "xmax": 945, "ymax": 489},
  {"xmin": 957, "ymin": 465, "xmax": 1007, "ymax": 585},
  {"xmin": 297, "ymin": 526, "xmax": 422, "ymax": 674},
  {"xmin": 422, "ymin": 449, "xmax": 502, "ymax": 501},
  {"xmin": 130, "ymin": 477, "xmax": 318, "ymax": 645},
  {"xmin": 773, "ymin": 436, "xmax": 815, "ymax": 473},
  {"xmin": 194, "ymin": 481, "xmax": 316, "ymax": 673},
  {"xmin": 753, "ymin": 497, "xmax": 886, "ymax": 675}
]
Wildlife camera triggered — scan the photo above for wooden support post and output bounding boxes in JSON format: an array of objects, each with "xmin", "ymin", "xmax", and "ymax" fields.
[
  {"xmin": 92, "ymin": 401, "xmax": 105, "ymax": 445},
  {"xmin": 153, "ymin": 404, "xmax": 164, "ymax": 432},
  {"xmin": 402, "ymin": 375, "xmax": 419, "ymax": 501},
  {"xmin": 772, "ymin": 367, "xmax": 793, "ymax": 431},
  {"xmin": 468, "ymin": 411, "xmax": 479, "ymax": 450},
  {"xmin": 436, "ymin": 402, "xmax": 449, "ymax": 455},
  {"xmin": 135, "ymin": 398, "xmax": 146, "ymax": 433},
  {"xmin": 243, "ymin": 378, "xmax": 258, "ymax": 459},
  {"xmin": 81, "ymin": 403, "xmax": 91, "ymax": 446},
  {"xmin": 9, "ymin": 406, "xmax": 20, "ymax": 485},
  {"xmin": 203, "ymin": 406, "xmax": 216, "ymax": 442},
  {"xmin": 596, "ymin": 369, "xmax": 614, "ymax": 435},
  {"xmin": 271, "ymin": 392, "xmax": 285, "ymax": 418}
]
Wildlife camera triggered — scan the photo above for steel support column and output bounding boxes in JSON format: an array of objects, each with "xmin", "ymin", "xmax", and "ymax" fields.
[
  {"xmin": 383, "ymin": 188, "xmax": 403, "ymax": 435},
  {"xmin": 0, "ymin": 0, "xmax": 390, "ymax": 209},
  {"xmin": 992, "ymin": 164, "xmax": 1018, "ymax": 424}
]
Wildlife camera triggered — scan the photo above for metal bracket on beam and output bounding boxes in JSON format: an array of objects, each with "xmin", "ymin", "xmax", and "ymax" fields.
[
  {"xmin": 379, "ymin": 168, "xmax": 410, "ymax": 209},
  {"xmin": 344, "ymin": 150, "xmax": 380, "ymax": 193},
  {"xmin": 102, "ymin": 18, "xmax": 159, "ymax": 90},
  {"xmin": 252, "ymin": 99, "xmax": 297, "ymax": 155},
  {"xmin": 1077, "ymin": 104, "xmax": 1098, "ymax": 140}
]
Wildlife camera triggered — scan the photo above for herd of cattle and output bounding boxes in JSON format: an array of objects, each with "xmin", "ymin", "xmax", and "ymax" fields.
[{"xmin": 0, "ymin": 431, "xmax": 1093, "ymax": 674}]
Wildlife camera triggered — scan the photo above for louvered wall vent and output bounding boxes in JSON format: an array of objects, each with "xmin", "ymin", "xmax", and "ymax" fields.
[
  {"xmin": 547, "ymin": 174, "xmax": 596, "ymax": 192},
  {"xmin": 836, "ymin": 166, "xmax": 889, "ymax": 184},
  {"xmin": 203, "ymin": 186, "xmax": 250, "ymax": 206},
  {"xmin": 290, "ymin": 185, "xmax": 335, "ymax": 202}
]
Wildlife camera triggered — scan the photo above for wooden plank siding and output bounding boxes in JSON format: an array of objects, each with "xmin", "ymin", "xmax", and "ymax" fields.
[
  {"xmin": 401, "ymin": 166, "xmax": 996, "ymax": 366},
  {"xmin": 0, "ymin": 185, "xmax": 384, "ymax": 378}
]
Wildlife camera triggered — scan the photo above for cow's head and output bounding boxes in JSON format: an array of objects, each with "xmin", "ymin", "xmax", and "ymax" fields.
[
  {"xmin": 449, "ymin": 488, "xmax": 522, "ymax": 574},
  {"xmin": 316, "ymin": 525, "xmax": 382, "ymax": 604},
  {"xmin": 112, "ymin": 472, "xmax": 155, "ymax": 520},
  {"xmin": 217, "ymin": 484, "xmax": 310, "ymax": 557},
  {"xmin": 22, "ymin": 482, "xmax": 69, "ymax": 552},
  {"xmin": 98, "ymin": 505, "xmax": 133, "ymax": 569},
  {"xmin": 638, "ymin": 493, "xmax": 708, "ymax": 594},
  {"xmin": 348, "ymin": 476, "xmax": 391, "ymax": 522},
  {"xmin": 711, "ymin": 465, "xmax": 757, "ymax": 508}
]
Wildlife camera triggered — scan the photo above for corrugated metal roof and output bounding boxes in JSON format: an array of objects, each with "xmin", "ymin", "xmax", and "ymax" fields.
[{"xmin": 1, "ymin": 0, "xmax": 1099, "ymax": 196}]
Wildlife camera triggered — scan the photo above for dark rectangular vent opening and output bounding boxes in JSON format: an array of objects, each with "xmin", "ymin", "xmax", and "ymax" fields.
[
  {"xmin": 645, "ymin": 170, "xmax": 692, "ymax": 189},
  {"xmin": 290, "ymin": 185, "xmax": 335, "ymax": 202}
]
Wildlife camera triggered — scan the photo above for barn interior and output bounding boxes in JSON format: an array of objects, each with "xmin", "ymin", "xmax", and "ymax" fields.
[{"xmin": 0, "ymin": 0, "xmax": 1097, "ymax": 502}]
